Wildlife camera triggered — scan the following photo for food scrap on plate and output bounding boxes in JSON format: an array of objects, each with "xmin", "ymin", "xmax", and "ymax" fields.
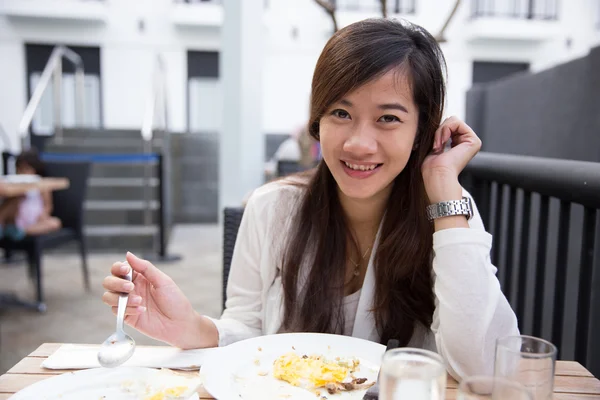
[{"xmin": 273, "ymin": 352, "xmax": 375, "ymax": 395}]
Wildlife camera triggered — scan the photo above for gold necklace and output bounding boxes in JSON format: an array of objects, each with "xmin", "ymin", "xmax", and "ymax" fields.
[{"xmin": 349, "ymin": 246, "xmax": 371, "ymax": 277}]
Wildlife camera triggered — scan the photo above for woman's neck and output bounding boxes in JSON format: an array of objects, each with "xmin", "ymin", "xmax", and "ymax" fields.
[{"xmin": 338, "ymin": 185, "xmax": 390, "ymax": 239}]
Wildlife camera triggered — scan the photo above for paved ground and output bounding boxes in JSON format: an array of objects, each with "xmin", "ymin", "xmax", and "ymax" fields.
[{"xmin": 0, "ymin": 224, "xmax": 223, "ymax": 374}]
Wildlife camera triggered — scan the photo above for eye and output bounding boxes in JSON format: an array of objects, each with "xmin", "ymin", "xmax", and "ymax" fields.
[
  {"xmin": 378, "ymin": 115, "xmax": 401, "ymax": 123},
  {"xmin": 331, "ymin": 109, "xmax": 351, "ymax": 119}
]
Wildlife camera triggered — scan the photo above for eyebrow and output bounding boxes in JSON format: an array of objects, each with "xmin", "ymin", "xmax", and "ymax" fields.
[{"xmin": 339, "ymin": 99, "xmax": 409, "ymax": 113}]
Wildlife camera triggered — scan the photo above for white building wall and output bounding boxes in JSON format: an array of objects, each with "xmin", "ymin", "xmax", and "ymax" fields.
[{"xmin": 0, "ymin": 0, "xmax": 598, "ymax": 150}]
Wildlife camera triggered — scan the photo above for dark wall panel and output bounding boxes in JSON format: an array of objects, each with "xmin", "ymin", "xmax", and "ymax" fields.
[{"xmin": 466, "ymin": 46, "xmax": 600, "ymax": 162}]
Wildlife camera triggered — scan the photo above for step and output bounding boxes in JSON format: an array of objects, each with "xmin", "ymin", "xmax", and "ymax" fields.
[
  {"xmin": 48, "ymin": 137, "xmax": 164, "ymax": 147},
  {"xmin": 85, "ymin": 200, "xmax": 160, "ymax": 210},
  {"xmin": 87, "ymin": 184, "xmax": 160, "ymax": 201},
  {"xmin": 62, "ymin": 128, "xmax": 164, "ymax": 140},
  {"xmin": 90, "ymin": 163, "xmax": 159, "ymax": 178},
  {"xmin": 84, "ymin": 200, "xmax": 160, "ymax": 225},
  {"xmin": 89, "ymin": 177, "xmax": 160, "ymax": 187},
  {"xmin": 44, "ymin": 143, "xmax": 163, "ymax": 155}
]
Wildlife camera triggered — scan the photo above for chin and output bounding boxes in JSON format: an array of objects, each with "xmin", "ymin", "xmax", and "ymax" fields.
[{"xmin": 335, "ymin": 180, "xmax": 389, "ymax": 202}]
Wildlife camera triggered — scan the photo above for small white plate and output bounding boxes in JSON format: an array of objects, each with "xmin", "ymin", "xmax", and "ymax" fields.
[
  {"xmin": 10, "ymin": 366, "xmax": 202, "ymax": 400},
  {"xmin": 200, "ymin": 333, "xmax": 385, "ymax": 399},
  {"xmin": 0, "ymin": 174, "xmax": 41, "ymax": 184}
]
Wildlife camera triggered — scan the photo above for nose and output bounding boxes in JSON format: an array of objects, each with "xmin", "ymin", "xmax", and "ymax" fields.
[{"xmin": 343, "ymin": 124, "xmax": 377, "ymax": 156}]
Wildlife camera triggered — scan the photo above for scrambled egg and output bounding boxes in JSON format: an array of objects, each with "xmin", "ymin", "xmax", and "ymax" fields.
[
  {"xmin": 121, "ymin": 368, "xmax": 202, "ymax": 400},
  {"xmin": 273, "ymin": 352, "xmax": 360, "ymax": 390},
  {"xmin": 144, "ymin": 386, "xmax": 188, "ymax": 400}
]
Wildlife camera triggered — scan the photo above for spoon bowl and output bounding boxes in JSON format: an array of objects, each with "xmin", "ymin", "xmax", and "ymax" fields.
[
  {"xmin": 98, "ymin": 263, "xmax": 136, "ymax": 368},
  {"xmin": 98, "ymin": 332, "xmax": 136, "ymax": 368}
]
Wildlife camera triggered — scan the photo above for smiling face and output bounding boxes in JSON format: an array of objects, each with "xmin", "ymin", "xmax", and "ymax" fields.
[{"xmin": 319, "ymin": 69, "xmax": 419, "ymax": 204}]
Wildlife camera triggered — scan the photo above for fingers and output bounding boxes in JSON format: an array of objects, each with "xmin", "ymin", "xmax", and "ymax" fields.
[
  {"xmin": 103, "ymin": 275, "xmax": 134, "ymax": 294},
  {"xmin": 125, "ymin": 252, "xmax": 173, "ymax": 289},
  {"xmin": 110, "ymin": 261, "xmax": 132, "ymax": 278},
  {"xmin": 433, "ymin": 116, "xmax": 480, "ymax": 152},
  {"xmin": 102, "ymin": 292, "xmax": 144, "ymax": 307},
  {"xmin": 112, "ymin": 305, "xmax": 146, "ymax": 316},
  {"xmin": 104, "ymin": 293, "xmax": 146, "ymax": 315}
]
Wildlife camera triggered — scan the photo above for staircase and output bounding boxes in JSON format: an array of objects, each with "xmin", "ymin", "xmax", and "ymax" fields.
[{"xmin": 43, "ymin": 128, "xmax": 164, "ymax": 253}]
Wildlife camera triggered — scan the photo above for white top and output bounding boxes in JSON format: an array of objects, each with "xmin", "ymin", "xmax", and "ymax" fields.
[
  {"xmin": 342, "ymin": 289, "xmax": 362, "ymax": 336},
  {"xmin": 209, "ymin": 181, "xmax": 519, "ymax": 380}
]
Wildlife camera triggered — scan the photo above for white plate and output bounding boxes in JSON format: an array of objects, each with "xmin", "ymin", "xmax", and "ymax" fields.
[
  {"xmin": 0, "ymin": 174, "xmax": 41, "ymax": 184},
  {"xmin": 200, "ymin": 333, "xmax": 385, "ymax": 399},
  {"xmin": 10, "ymin": 367, "xmax": 202, "ymax": 400}
]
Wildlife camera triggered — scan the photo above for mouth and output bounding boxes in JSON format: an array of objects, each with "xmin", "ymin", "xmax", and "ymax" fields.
[{"xmin": 341, "ymin": 160, "xmax": 383, "ymax": 178}]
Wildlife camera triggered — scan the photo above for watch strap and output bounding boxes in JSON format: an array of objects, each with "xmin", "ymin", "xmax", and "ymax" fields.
[{"xmin": 426, "ymin": 197, "xmax": 473, "ymax": 221}]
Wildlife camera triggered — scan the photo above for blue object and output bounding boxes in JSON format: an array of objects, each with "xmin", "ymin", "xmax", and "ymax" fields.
[{"xmin": 5, "ymin": 224, "xmax": 26, "ymax": 241}]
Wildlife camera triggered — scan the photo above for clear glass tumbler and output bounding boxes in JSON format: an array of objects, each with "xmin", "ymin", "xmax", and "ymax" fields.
[
  {"xmin": 379, "ymin": 348, "xmax": 447, "ymax": 400},
  {"xmin": 458, "ymin": 376, "xmax": 533, "ymax": 400},
  {"xmin": 494, "ymin": 335, "xmax": 557, "ymax": 400}
]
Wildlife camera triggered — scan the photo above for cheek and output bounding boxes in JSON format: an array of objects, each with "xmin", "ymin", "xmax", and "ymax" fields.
[{"xmin": 316, "ymin": 122, "xmax": 339, "ymax": 156}]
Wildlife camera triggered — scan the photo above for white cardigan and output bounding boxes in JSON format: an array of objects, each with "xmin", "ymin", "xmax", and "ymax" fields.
[{"xmin": 209, "ymin": 181, "xmax": 519, "ymax": 380}]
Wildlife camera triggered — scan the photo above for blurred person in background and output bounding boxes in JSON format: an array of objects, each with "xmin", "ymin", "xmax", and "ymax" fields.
[
  {"xmin": 264, "ymin": 124, "xmax": 319, "ymax": 179},
  {"xmin": 0, "ymin": 149, "xmax": 61, "ymax": 240}
]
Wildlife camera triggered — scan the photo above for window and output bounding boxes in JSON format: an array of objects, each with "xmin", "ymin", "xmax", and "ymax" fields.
[
  {"xmin": 472, "ymin": 61, "xmax": 529, "ymax": 85},
  {"xmin": 29, "ymin": 73, "xmax": 101, "ymax": 134},
  {"xmin": 25, "ymin": 44, "xmax": 102, "ymax": 136},
  {"xmin": 187, "ymin": 51, "xmax": 220, "ymax": 133},
  {"xmin": 470, "ymin": 0, "xmax": 559, "ymax": 20}
]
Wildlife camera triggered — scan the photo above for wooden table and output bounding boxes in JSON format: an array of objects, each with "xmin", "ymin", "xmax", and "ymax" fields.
[
  {"xmin": 0, "ymin": 178, "xmax": 69, "ymax": 198},
  {"xmin": 1, "ymin": 343, "xmax": 599, "ymax": 399}
]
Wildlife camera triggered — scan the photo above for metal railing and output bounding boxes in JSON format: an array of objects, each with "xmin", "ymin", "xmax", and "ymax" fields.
[
  {"xmin": 19, "ymin": 46, "xmax": 85, "ymax": 149},
  {"xmin": 460, "ymin": 152, "xmax": 600, "ymax": 377},
  {"xmin": 332, "ymin": 0, "xmax": 416, "ymax": 14},
  {"xmin": 141, "ymin": 54, "xmax": 178, "ymax": 261},
  {"xmin": 470, "ymin": 0, "xmax": 559, "ymax": 20}
]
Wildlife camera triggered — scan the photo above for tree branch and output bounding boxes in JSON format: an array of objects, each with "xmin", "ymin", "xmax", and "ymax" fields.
[
  {"xmin": 435, "ymin": 0, "xmax": 461, "ymax": 43},
  {"xmin": 314, "ymin": 0, "xmax": 339, "ymax": 33}
]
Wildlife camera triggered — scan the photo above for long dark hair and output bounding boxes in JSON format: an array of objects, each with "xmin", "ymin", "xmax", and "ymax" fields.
[
  {"xmin": 280, "ymin": 18, "xmax": 447, "ymax": 346},
  {"xmin": 16, "ymin": 148, "xmax": 46, "ymax": 176}
]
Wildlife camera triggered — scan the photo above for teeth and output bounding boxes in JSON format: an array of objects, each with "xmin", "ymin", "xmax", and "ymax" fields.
[{"xmin": 344, "ymin": 161, "xmax": 378, "ymax": 171}]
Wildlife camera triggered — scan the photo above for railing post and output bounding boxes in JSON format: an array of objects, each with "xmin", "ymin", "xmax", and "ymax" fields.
[
  {"xmin": 145, "ymin": 152, "xmax": 181, "ymax": 263},
  {"xmin": 53, "ymin": 57, "xmax": 63, "ymax": 145},
  {"xmin": 74, "ymin": 65, "xmax": 85, "ymax": 127},
  {"xmin": 575, "ymin": 209, "xmax": 599, "ymax": 373}
]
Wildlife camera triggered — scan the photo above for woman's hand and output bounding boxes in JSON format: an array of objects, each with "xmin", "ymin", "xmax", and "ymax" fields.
[
  {"xmin": 102, "ymin": 252, "xmax": 217, "ymax": 349},
  {"xmin": 421, "ymin": 116, "xmax": 482, "ymax": 204}
]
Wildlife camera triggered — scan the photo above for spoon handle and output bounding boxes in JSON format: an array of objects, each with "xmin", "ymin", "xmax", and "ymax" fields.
[{"xmin": 116, "ymin": 263, "xmax": 133, "ymax": 338}]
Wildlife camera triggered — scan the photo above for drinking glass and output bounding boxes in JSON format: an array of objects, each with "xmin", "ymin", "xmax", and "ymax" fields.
[
  {"xmin": 458, "ymin": 376, "xmax": 533, "ymax": 400},
  {"xmin": 494, "ymin": 335, "xmax": 557, "ymax": 399},
  {"xmin": 379, "ymin": 348, "xmax": 447, "ymax": 400}
]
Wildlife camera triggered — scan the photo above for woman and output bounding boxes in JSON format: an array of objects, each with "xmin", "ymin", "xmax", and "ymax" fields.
[{"xmin": 102, "ymin": 18, "xmax": 518, "ymax": 379}]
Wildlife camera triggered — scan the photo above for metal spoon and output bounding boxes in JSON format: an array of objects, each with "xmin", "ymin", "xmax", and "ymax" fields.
[{"xmin": 97, "ymin": 264, "xmax": 136, "ymax": 368}]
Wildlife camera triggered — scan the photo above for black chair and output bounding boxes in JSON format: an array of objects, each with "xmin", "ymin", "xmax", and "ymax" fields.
[
  {"xmin": 0, "ymin": 160, "xmax": 91, "ymax": 312},
  {"xmin": 222, "ymin": 207, "xmax": 244, "ymax": 311}
]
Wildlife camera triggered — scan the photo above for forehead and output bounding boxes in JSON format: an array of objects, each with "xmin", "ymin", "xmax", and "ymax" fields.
[{"xmin": 342, "ymin": 68, "xmax": 415, "ymax": 110}]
